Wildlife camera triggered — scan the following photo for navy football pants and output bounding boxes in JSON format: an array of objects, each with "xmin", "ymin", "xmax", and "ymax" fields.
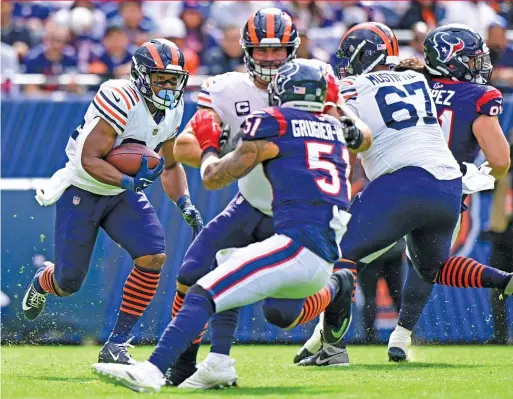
[
  {"xmin": 54, "ymin": 186, "xmax": 165, "ymax": 293},
  {"xmin": 177, "ymin": 193, "xmax": 274, "ymax": 287},
  {"xmin": 341, "ymin": 167, "xmax": 462, "ymax": 282},
  {"xmin": 177, "ymin": 194, "xmax": 310, "ymax": 330}
]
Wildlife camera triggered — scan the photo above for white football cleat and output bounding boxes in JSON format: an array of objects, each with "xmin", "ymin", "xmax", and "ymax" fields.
[
  {"xmin": 178, "ymin": 353, "xmax": 238, "ymax": 389},
  {"xmin": 293, "ymin": 313, "xmax": 323, "ymax": 364},
  {"xmin": 388, "ymin": 325, "xmax": 412, "ymax": 362},
  {"xmin": 93, "ymin": 361, "xmax": 166, "ymax": 393}
]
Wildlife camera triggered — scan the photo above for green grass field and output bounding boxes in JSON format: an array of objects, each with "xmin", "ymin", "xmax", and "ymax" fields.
[{"xmin": 2, "ymin": 345, "xmax": 512, "ymax": 399}]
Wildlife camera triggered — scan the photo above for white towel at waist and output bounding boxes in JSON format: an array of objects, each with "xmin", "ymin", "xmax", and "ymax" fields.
[
  {"xmin": 35, "ymin": 167, "xmax": 73, "ymax": 206},
  {"xmin": 462, "ymin": 162, "xmax": 495, "ymax": 195}
]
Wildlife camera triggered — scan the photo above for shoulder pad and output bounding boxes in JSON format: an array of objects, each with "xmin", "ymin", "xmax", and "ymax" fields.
[
  {"xmin": 198, "ymin": 72, "xmax": 248, "ymax": 108},
  {"xmin": 92, "ymin": 80, "xmax": 141, "ymax": 134},
  {"xmin": 200, "ymin": 72, "xmax": 247, "ymax": 94}
]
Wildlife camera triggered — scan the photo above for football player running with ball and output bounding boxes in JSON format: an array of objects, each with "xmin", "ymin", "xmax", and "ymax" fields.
[
  {"xmin": 296, "ymin": 22, "xmax": 513, "ymax": 367},
  {"xmin": 93, "ymin": 58, "xmax": 366, "ymax": 394},
  {"xmin": 22, "ymin": 40, "xmax": 203, "ymax": 364}
]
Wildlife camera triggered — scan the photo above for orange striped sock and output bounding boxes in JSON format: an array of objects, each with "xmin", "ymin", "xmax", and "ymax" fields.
[
  {"xmin": 38, "ymin": 263, "xmax": 58, "ymax": 295},
  {"xmin": 436, "ymin": 256, "xmax": 511, "ymax": 289},
  {"xmin": 172, "ymin": 291, "xmax": 185, "ymax": 318},
  {"xmin": 192, "ymin": 324, "xmax": 208, "ymax": 345},
  {"xmin": 120, "ymin": 266, "xmax": 160, "ymax": 317},
  {"xmin": 436, "ymin": 256, "xmax": 483, "ymax": 288},
  {"xmin": 109, "ymin": 266, "xmax": 161, "ymax": 344},
  {"xmin": 171, "ymin": 288, "xmax": 207, "ymax": 345},
  {"xmin": 298, "ymin": 286, "xmax": 332, "ymax": 325}
]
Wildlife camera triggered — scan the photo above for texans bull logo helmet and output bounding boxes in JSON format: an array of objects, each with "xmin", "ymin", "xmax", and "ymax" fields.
[{"xmin": 424, "ymin": 24, "xmax": 493, "ymax": 85}]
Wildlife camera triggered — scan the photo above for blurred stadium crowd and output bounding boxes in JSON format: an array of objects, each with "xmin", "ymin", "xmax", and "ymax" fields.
[{"xmin": 2, "ymin": 0, "xmax": 513, "ymax": 95}]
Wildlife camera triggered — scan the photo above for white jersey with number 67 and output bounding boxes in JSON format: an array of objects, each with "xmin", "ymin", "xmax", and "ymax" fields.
[{"xmin": 340, "ymin": 70, "xmax": 461, "ymax": 182}]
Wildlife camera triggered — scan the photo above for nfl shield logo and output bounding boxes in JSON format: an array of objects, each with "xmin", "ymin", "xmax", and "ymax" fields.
[
  {"xmin": 152, "ymin": 128, "xmax": 159, "ymax": 136},
  {"xmin": 72, "ymin": 196, "xmax": 81, "ymax": 206}
]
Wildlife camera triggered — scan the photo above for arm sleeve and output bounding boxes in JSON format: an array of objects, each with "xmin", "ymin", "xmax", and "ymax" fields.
[
  {"xmin": 91, "ymin": 83, "xmax": 131, "ymax": 135},
  {"xmin": 241, "ymin": 108, "xmax": 283, "ymax": 142},
  {"xmin": 476, "ymin": 87, "xmax": 504, "ymax": 116}
]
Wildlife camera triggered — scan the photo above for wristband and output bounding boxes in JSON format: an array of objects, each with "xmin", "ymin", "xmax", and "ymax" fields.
[
  {"xmin": 176, "ymin": 195, "xmax": 191, "ymax": 210},
  {"xmin": 121, "ymin": 175, "xmax": 134, "ymax": 191},
  {"xmin": 200, "ymin": 156, "xmax": 218, "ymax": 180},
  {"xmin": 201, "ymin": 147, "xmax": 219, "ymax": 158}
]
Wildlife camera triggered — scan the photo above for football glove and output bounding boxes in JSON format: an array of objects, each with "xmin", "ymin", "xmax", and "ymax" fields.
[
  {"xmin": 340, "ymin": 116, "xmax": 363, "ymax": 150},
  {"xmin": 191, "ymin": 111, "xmax": 222, "ymax": 154},
  {"xmin": 219, "ymin": 125, "xmax": 244, "ymax": 157},
  {"xmin": 177, "ymin": 195, "xmax": 204, "ymax": 238},
  {"xmin": 121, "ymin": 155, "xmax": 165, "ymax": 192}
]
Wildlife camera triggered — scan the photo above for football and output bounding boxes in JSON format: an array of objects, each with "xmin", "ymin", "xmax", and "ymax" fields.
[{"xmin": 105, "ymin": 143, "xmax": 160, "ymax": 176}]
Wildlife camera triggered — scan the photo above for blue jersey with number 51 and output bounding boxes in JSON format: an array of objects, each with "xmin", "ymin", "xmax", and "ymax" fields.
[
  {"xmin": 340, "ymin": 70, "xmax": 461, "ymax": 182},
  {"xmin": 240, "ymin": 107, "xmax": 351, "ymax": 262},
  {"xmin": 429, "ymin": 78, "xmax": 504, "ymax": 171}
]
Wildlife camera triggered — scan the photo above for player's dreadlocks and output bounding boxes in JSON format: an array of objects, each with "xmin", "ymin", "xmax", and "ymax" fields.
[{"xmin": 394, "ymin": 57, "xmax": 431, "ymax": 81}]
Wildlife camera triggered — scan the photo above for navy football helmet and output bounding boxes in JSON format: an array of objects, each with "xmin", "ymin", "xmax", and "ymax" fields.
[
  {"xmin": 424, "ymin": 24, "xmax": 493, "ymax": 85},
  {"xmin": 241, "ymin": 8, "xmax": 300, "ymax": 82},
  {"xmin": 268, "ymin": 59, "xmax": 327, "ymax": 112},
  {"xmin": 131, "ymin": 39, "xmax": 189, "ymax": 110},
  {"xmin": 336, "ymin": 22, "xmax": 399, "ymax": 78}
]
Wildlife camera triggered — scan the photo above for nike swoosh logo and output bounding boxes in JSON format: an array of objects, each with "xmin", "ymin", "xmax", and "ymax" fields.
[
  {"xmin": 330, "ymin": 318, "xmax": 350, "ymax": 340},
  {"xmin": 112, "ymin": 93, "xmax": 121, "ymax": 103},
  {"xmin": 315, "ymin": 356, "xmax": 333, "ymax": 365},
  {"xmin": 22, "ymin": 286, "xmax": 33, "ymax": 311},
  {"xmin": 109, "ymin": 350, "xmax": 120, "ymax": 361}
]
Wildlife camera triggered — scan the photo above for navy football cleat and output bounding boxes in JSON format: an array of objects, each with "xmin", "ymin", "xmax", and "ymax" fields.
[
  {"xmin": 22, "ymin": 264, "xmax": 49, "ymax": 320},
  {"xmin": 98, "ymin": 338, "xmax": 136, "ymax": 365},
  {"xmin": 165, "ymin": 361, "xmax": 197, "ymax": 387},
  {"xmin": 388, "ymin": 347, "xmax": 408, "ymax": 362},
  {"xmin": 388, "ymin": 325, "xmax": 412, "ymax": 362},
  {"xmin": 322, "ymin": 269, "xmax": 354, "ymax": 345}
]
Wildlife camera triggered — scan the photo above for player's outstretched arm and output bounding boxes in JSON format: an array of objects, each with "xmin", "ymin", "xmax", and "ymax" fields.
[
  {"xmin": 174, "ymin": 107, "xmax": 223, "ymax": 168},
  {"xmin": 79, "ymin": 118, "xmax": 127, "ymax": 187},
  {"xmin": 201, "ymin": 140, "xmax": 279, "ymax": 191},
  {"xmin": 473, "ymin": 115, "xmax": 511, "ymax": 179},
  {"xmin": 160, "ymin": 138, "xmax": 190, "ymax": 202},
  {"xmin": 336, "ymin": 101, "xmax": 372, "ymax": 153},
  {"xmin": 160, "ymin": 138, "xmax": 204, "ymax": 235}
]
